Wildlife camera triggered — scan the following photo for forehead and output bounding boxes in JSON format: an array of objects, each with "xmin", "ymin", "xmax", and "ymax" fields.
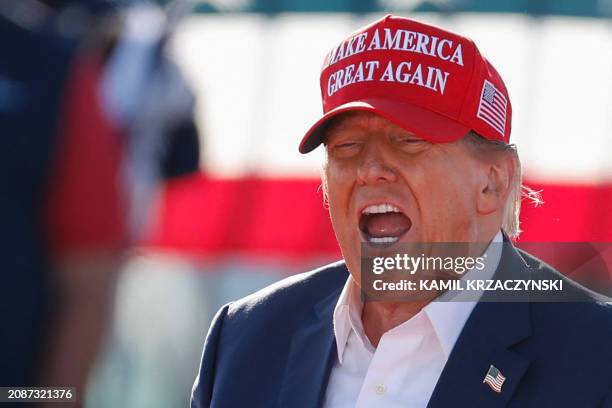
[{"xmin": 323, "ymin": 111, "xmax": 417, "ymax": 142}]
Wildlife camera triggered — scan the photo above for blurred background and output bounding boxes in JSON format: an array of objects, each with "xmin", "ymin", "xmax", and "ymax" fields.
[{"xmin": 1, "ymin": 0, "xmax": 611, "ymax": 407}]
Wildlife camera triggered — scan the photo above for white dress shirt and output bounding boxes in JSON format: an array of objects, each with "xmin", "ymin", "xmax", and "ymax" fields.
[{"xmin": 323, "ymin": 232, "xmax": 503, "ymax": 408}]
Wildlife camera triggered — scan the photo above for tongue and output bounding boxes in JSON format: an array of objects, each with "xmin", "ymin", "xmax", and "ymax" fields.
[{"xmin": 365, "ymin": 213, "xmax": 411, "ymax": 238}]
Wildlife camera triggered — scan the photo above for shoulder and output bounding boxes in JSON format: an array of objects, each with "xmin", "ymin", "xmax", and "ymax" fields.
[
  {"xmin": 222, "ymin": 260, "xmax": 348, "ymax": 328},
  {"xmin": 515, "ymin": 247, "xmax": 612, "ymax": 343},
  {"xmin": 516, "ymin": 247, "xmax": 610, "ymax": 303},
  {"xmin": 191, "ymin": 261, "xmax": 349, "ymax": 406}
]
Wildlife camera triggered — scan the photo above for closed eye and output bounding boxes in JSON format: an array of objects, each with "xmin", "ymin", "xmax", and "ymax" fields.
[
  {"xmin": 335, "ymin": 141, "xmax": 359, "ymax": 149},
  {"xmin": 391, "ymin": 134, "xmax": 429, "ymax": 153},
  {"xmin": 327, "ymin": 139, "xmax": 363, "ymax": 158},
  {"xmin": 398, "ymin": 137, "xmax": 425, "ymax": 144}
]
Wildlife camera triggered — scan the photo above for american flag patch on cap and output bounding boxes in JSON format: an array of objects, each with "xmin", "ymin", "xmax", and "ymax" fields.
[
  {"xmin": 477, "ymin": 80, "xmax": 507, "ymax": 137},
  {"xmin": 483, "ymin": 364, "xmax": 506, "ymax": 393}
]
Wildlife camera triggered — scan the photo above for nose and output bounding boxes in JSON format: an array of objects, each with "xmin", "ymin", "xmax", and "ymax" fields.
[{"xmin": 357, "ymin": 145, "xmax": 397, "ymax": 185}]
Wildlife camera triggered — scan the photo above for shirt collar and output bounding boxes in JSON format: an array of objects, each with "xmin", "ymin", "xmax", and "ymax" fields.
[
  {"xmin": 332, "ymin": 275, "xmax": 371, "ymax": 363},
  {"xmin": 332, "ymin": 230, "xmax": 503, "ymax": 363}
]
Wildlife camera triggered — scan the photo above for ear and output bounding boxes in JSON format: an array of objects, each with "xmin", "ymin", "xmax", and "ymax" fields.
[{"xmin": 476, "ymin": 156, "xmax": 514, "ymax": 215}]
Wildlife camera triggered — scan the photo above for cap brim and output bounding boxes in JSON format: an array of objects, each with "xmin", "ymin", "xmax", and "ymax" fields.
[{"xmin": 298, "ymin": 98, "xmax": 470, "ymax": 153}]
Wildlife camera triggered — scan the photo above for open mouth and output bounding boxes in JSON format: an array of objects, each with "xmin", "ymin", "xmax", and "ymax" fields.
[{"xmin": 359, "ymin": 203, "xmax": 412, "ymax": 247}]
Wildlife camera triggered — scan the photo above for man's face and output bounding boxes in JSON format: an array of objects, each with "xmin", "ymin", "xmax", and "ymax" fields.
[{"xmin": 323, "ymin": 111, "xmax": 488, "ymax": 279}]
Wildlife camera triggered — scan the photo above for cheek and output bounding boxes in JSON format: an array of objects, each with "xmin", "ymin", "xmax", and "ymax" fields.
[
  {"xmin": 407, "ymin": 156, "xmax": 478, "ymax": 225},
  {"xmin": 324, "ymin": 164, "xmax": 353, "ymax": 216},
  {"xmin": 324, "ymin": 167, "xmax": 359, "ymax": 249},
  {"xmin": 327, "ymin": 194, "xmax": 352, "ymax": 241}
]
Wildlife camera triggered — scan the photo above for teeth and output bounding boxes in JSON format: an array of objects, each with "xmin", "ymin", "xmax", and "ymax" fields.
[
  {"xmin": 368, "ymin": 236, "xmax": 400, "ymax": 244},
  {"xmin": 362, "ymin": 203, "xmax": 401, "ymax": 215}
]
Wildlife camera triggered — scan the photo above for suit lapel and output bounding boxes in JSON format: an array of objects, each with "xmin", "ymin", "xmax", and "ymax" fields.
[
  {"xmin": 427, "ymin": 242, "xmax": 533, "ymax": 408},
  {"xmin": 427, "ymin": 302, "xmax": 531, "ymax": 407},
  {"xmin": 278, "ymin": 286, "xmax": 342, "ymax": 408}
]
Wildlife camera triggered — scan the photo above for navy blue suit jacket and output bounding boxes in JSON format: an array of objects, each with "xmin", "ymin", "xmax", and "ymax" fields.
[{"xmin": 191, "ymin": 243, "xmax": 612, "ymax": 407}]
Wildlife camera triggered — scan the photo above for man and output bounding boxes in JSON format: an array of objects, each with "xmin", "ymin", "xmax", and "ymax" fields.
[{"xmin": 191, "ymin": 15, "xmax": 612, "ymax": 407}]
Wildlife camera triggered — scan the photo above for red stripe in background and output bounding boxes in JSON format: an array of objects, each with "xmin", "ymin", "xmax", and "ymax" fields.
[
  {"xmin": 518, "ymin": 181, "xmax": 612, "ymax": 242},
  {"xmin": 144, "ymin": 174, "xmax": 612, "ymax": 287},
  {"xmin": 144, "ymin": 174, "xmax": 340, "ymax": 258},
  {"xmin": 145, "ymin": 174, "xmax": 612, "ymax": 256}
]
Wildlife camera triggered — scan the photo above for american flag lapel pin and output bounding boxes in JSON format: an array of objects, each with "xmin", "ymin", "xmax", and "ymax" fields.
[{"xmin": 483, "ymin": 364, "xmax": 506, "ymax": 393}]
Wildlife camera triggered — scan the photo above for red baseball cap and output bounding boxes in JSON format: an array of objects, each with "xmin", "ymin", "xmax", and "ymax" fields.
[{"xmin": 299, "ymin": 15, "xmax": 512, "ymax": 153}]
